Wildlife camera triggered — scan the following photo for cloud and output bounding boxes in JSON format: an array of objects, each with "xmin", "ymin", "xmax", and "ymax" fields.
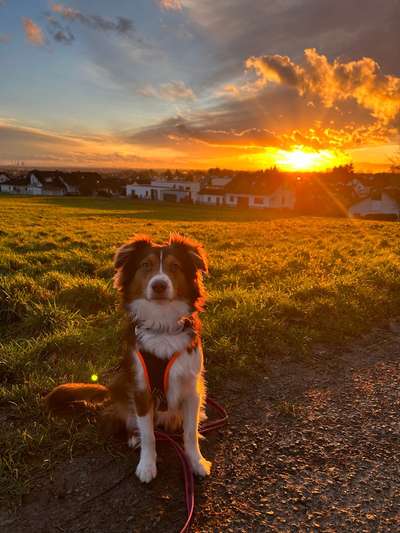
[
  {"xmin": 160, "ymin": 0, "xmax": 183, "ymax": 11},
  {"xmin": 22, "ymin": 18, "xmax": 45, "ymax": 46},
  {"xmin": 138, "ymin": 81, "xmax": 196, "ymax": 101},
  {"xmin": 246, "ymin": 49, "xmax": 400, "ymax": 125},
  {"xmin": 179, "ymin": 0, "xmax": 400, "ymax": 94},
  {"xmin": 0, "ymin": 118, "xmax": 157, "ymax": 167},
  {"xmin": 125, "ymin": 71, "xmax": 399, "ymax": 163},
  {"xmin": 46, "ymin": 15, "xmax": 75, "ymax": 45},
  {"xmin": 51, "ymin": 3, "xmax": 134, "ymax": 35},
  {"xmin": 0, "ymin": 34, "xmax": 10, "ymax": 44},
  {"xmin": 125, "ymin": 114, "xmax": 281, "ymax": 150}
]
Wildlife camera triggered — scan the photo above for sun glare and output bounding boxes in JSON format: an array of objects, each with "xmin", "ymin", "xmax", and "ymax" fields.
[{"xmin": 276, "ymin": 147, "xmax": 347, "ymax": 172}]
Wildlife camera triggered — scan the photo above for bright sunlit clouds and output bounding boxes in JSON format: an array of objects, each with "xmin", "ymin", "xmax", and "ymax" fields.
[{"xmin": 0, "ymin": 1, "xmax": 399, "ymax": 170}]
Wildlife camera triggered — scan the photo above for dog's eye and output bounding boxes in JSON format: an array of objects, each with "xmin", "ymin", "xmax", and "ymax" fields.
[
  {"xmin": 141, "ymin": 261, "xmax": 152, "ymax": 271},
  {"xmin": 169, "ymin": 263, "xmax": 180, "ymax": 273}
]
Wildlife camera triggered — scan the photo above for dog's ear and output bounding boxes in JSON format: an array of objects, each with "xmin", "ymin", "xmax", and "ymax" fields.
[
  {"xmin": 188, "ymin": 249, "xmax": 208, "ymax": 273},
  {"xmin": 113, "ymin": 235, "xmax": 152, "ymax": 290},
  {"xmin": 168, "ymin": 233, "xmax": 208, "ymax": 273}
]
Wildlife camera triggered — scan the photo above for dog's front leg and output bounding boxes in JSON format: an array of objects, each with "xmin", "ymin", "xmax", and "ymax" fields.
[
  {"xmin": 135, "ymin": 392, "xmax": 157, "ymax": 483},
  {"xmin": 182, "ymin": 387, "xmax": 212, "ymax": 477}
]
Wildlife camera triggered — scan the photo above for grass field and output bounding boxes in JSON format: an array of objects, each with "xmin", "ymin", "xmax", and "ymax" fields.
[{"xmin": 1, "ymin": 195, "xmax": 400, "ymax": 504}]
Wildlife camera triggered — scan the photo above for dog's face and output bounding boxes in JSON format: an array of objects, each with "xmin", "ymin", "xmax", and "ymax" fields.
[{"xmin": 113, "ymin": 234, "xmax": 208, "ymax": 312}]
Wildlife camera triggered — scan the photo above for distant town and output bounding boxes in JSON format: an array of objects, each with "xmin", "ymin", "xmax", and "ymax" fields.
[{"xmin": 1, "ymin": 165, "xmax": 400, "ymax": 220}]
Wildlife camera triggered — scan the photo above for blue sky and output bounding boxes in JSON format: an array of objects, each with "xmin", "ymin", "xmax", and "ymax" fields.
[{"xmin": 0, "ymin": 0, "xmax": 399, "ymax": 169}]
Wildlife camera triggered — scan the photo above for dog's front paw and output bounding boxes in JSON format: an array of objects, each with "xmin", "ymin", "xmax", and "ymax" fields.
[
  {"xmin": 190, "ymin": 455, "xmax": 212, "ymax": 477},
  {"xmin": 136, "ymin": 459, "xmax": 157, "ymax": 483}
]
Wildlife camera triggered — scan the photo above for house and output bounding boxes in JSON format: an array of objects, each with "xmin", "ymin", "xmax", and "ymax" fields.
[
  {"xmin": 224, "ymin": 175, "xmax": 295, "ymax": 209},
  {"xmin": 151, "ymin": 180, "xmax": 201, "ymax": 202},
  {"xmin": 348, "ymin": 189, "xmax": 400, "ymax": 220},
  {"xmin": 28, "ymin": 170, "xmax": 103, "ymax": 195},
  {"xmin": 197, "ymin": 187, "xmax": 225, "ymax": 206},
  {"xmin": 27, "ymin": 171, "xmax": 66, "ymax": 195},
  {"xmin": 126, "ymin": 179, "xmax": 201, "ymax": 202},
  {"xmin": 126, "ymin": 183, "xmax": 158, "ymax": 200},
  {"xmin": 0, "ymin": 176, "xmax": 31, "ymax": 194},
  {"xmin": 209, "ymin": 176, "xmax": 232, "ymax": 188},
  {"xmin": 0, "ymin": 173, "xmax": 10, "ymax": 183}
]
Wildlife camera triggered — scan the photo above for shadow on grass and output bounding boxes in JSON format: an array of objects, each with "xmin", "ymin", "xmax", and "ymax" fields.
[{"xmin": 24, "ymin": 196, "xmax": 296, "ymax": 222}]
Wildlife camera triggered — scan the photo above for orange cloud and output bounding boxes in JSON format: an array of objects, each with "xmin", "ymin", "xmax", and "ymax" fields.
[
  {"xmin": 246, "ymin": 49, "xmax": 400, "ymax": 125},
  {"xmin": 160, "ymin": 0, "xmax": 183, "ymax": 11},
  {"xmin": 22, "ymin": 18, "xmax": 45, "ymax": 46}
]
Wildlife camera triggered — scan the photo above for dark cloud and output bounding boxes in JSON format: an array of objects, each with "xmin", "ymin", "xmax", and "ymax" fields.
[
  {"xmin": 51, "ymin": 3, "xmax": 135, "ymax": 35},
  {"xmin": 46, "ymin": 15, "xmax": 75, "ymax": 45},
  {"xmin": 184, "ymin": 0, "xmax": 400, "ymax": 92}
]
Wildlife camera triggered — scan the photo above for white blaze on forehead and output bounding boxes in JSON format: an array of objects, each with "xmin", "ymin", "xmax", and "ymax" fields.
[{"xmin": 146, "ymin": 248, "xmax": 174, "ymax": 301}]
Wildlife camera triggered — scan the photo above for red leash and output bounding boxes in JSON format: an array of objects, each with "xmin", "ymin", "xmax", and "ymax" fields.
[{"xmin": 155, "ymin": 397, "xmax": 228, "ymax": 533}]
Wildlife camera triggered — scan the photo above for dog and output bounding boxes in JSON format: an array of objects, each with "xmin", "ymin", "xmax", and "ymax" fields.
[{"xmin": 45, "ymin": 233, "xmax": 211, "ymax": 483}]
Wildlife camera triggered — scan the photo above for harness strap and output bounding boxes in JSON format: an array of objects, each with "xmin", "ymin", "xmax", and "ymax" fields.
[
  {"xmin": 136, "ymin": 349, "xmax": 183, "ymax": 397},
  {"xmin": 163, "ymin": 350, "xmax": 182, "ymax": 396}
]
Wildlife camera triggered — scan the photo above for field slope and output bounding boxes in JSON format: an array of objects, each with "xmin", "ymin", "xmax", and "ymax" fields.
[{"xmin": 1, "ymin": 195, "xmax": 400, "ymax": 516}]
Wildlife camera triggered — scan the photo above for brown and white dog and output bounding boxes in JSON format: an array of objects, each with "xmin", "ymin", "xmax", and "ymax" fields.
[{"xmin": 45, "ymin": 233, "xmax": 211, "ymax": 483}]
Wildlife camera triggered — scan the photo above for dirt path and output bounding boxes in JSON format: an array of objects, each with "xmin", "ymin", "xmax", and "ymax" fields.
[{"xmin": 2, "ymin": 324, "xmax": 399, "ymax": 532}]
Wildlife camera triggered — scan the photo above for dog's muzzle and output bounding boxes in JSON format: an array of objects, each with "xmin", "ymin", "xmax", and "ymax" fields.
[{"xmin": 147, "ymin": 274, "xmax": 173, "ymax": 300}]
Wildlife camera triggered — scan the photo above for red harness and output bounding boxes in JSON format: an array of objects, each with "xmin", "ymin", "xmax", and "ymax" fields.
[{"xmin": 136, "ymin": 349, "xmax": 183, "ymax": 409}]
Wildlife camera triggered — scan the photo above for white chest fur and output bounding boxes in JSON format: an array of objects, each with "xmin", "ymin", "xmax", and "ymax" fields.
[
  {"xmin": 128, "ymin": 298, "xmax": 194, "ymax": 359},
  {"xmin": 135, "ymin": 327, "xmax": 193, "ymax": 359}
]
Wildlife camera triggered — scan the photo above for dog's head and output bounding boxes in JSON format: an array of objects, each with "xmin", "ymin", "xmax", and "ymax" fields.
[{"xmin": 113, "ymin": 233, "xmax": 208, "ymax": 313}]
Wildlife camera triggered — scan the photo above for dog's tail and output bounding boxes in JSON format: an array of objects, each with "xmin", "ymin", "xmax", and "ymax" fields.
[
  {"xmin": 44, "ymin": 383, "xmax": 110, "ymax": 413},
  {"xmin": 43, "ymin": 381, "xmax": 133, "ymax": 437}
]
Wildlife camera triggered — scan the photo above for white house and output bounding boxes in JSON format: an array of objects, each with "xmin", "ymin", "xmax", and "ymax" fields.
[
  {"xmin": 0, "ymin": 180, "xmax": 14, "ymax": 193},
  {"xmin": 126, "ymin": 179, "xmax": 201, "ymax": 202},
  {"xmin": 151, "ymin": 180, "xmax": 201, "ymax": 202},
  {"xmin": 126, "ymin": 183, "xmax": 156, "ymax": 200},
  {"xmin": 197, "ymin": 187, "xmax": 225, "ymax": 206},
  {"xmin": 348, "ymin": 190, "xmax": 400, "ymax": 219},
  {"xmin": 224, "ymin": 183, "xmax": 295, "ymax": 209}
]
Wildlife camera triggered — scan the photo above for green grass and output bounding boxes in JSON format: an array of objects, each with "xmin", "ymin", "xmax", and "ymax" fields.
[{"xmin": 1, "ymin": 195, "xmax": 400, "ymax": 503}]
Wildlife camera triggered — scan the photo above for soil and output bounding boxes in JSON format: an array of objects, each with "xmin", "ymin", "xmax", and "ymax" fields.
[{"xmin": 1, "ymin": 322, "xmax": 399, "ymax": 532}]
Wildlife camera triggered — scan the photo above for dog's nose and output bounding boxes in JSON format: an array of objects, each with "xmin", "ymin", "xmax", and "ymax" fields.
[{"xmin": 151, "ymin": 280, "xmax": 167, "ymax": 294}]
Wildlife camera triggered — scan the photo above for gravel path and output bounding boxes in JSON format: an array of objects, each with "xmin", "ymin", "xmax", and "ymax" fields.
[{"xmin": 2, "ymin": 323, "xmax": 399, "ymax": 532}]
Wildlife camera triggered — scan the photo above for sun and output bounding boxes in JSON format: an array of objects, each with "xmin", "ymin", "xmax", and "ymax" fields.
[
  {"xmin": 275, "ymin": 147, "xmax": 347, "ymax": 172},
  {"xmin": 279, "ymin": 150, "xmax": 320, "ymax": 170}
]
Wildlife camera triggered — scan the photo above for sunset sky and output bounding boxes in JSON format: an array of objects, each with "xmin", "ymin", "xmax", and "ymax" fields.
[{"xmin": 1, "ymin": 0, "xmax": 399, "ymax": 171}]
